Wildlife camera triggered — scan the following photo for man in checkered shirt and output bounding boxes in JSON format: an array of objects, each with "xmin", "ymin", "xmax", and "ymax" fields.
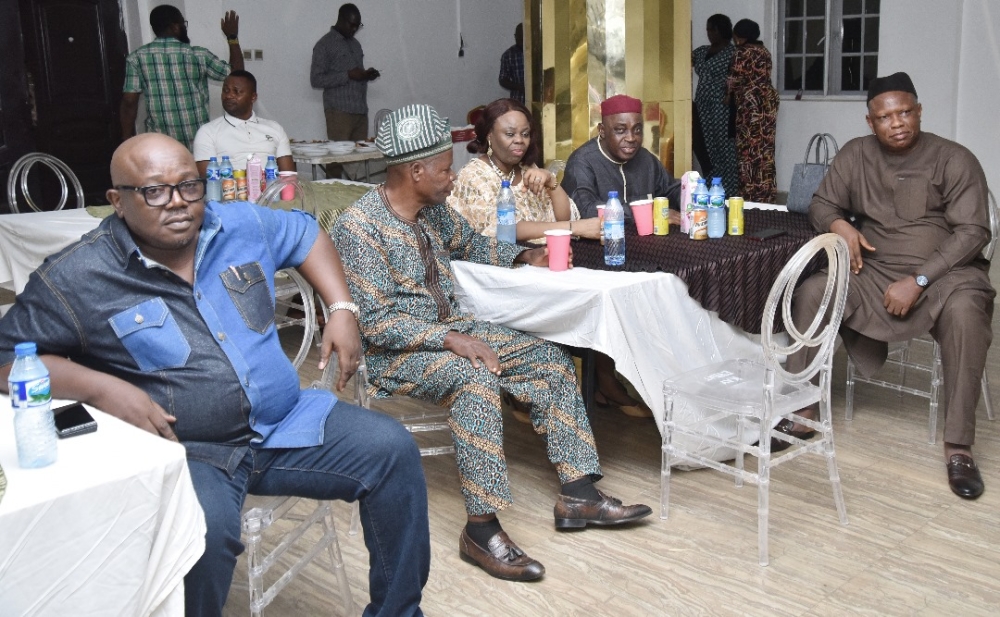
[{"xmin": 120, "ymin": 5, "xmax": 244, "ymax": 150}]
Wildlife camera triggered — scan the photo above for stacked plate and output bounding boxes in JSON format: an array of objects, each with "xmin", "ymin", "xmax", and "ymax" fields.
[
  {"xmin": 291, "ymin": 143, "xmax": 327, "ymax": 157},
  {"xmin": 326, "ymin": 141, "xmax": 355, "ymax": 155},
  {"xmin": 354, "ymin": 141, "xmax": 378, "ymax": 153}
]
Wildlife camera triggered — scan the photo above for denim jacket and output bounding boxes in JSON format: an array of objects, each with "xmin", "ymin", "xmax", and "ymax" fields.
[{"xmin": 0, "ymin": 202, "xmax": 334, "ymax": 474}]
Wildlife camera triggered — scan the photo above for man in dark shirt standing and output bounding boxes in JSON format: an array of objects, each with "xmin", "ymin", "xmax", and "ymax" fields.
[
  {"xmin": 499, "ymin": 23, "xmax": 525, "ymax": 104},
  {"xmin": 310, "ymin": 3, "xmax": 380, "ymax": 179}
]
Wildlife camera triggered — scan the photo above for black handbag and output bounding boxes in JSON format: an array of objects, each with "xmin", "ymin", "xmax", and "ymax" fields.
[{"xmin": 787, "ymin": 133, "xmax": 839, "ymax": 214}]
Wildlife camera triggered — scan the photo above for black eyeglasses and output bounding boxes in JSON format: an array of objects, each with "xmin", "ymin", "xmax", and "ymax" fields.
[{"xmin": 115, "ymin": 179, "xmax": 206, "ymax": 207}]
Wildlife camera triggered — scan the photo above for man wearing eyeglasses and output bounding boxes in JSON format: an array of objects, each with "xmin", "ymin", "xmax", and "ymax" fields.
[
  {"xmin": 0, "ymin": 133, "xmax": 430, "ymax": 616},
  {"xmin": 121, "ymin": 5, "xmax": 244, "ymax": 150},
  {"xmin": 310, "ymin": 3, "xmax": 380, "ymax": 179}
]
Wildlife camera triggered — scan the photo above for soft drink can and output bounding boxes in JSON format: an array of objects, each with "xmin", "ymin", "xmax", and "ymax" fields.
[
  {"xmin": 221, "ymin": 178, "xmax": 236, "ymax": 201},
  {"xmin": 653, "ymin": 197, "xmax": 670, "ymax": 235},
  {"xmin": 690, "ymin": 209, "xmax": 708, "ymax": 240},
  {"xmin": 728, "ymin": 196, "xmax": 744, "ymax": 236},
  {"xmin": 234, "ymin": 170, "xmax": 248, "ymax": 201}
]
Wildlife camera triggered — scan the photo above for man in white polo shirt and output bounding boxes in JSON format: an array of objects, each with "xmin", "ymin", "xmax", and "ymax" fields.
[{"xmin": 193, "ymin": 70, "xmax": 295, "ymax": 175}]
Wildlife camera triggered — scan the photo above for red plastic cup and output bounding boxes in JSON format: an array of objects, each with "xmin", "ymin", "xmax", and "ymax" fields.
[
  {"xmin": 544, "ymin": 229, "xmax": 572, "ymax": 272},
  {"xmin": 278, "ymin": 171, "xmax": 297, "ymax": 200},
  {"xmin": 630, "ymin": 200, "xmax": 654, "ymax": 236}
]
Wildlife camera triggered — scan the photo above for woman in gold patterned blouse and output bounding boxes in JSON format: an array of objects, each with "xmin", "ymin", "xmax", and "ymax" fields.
[
  {"xmin": 447, "ymin": 98, "xmax": 601, "ymax": 241},
  {"xmin": 448, "ymin": 98, "xmax": 651, "ymax": 418}
]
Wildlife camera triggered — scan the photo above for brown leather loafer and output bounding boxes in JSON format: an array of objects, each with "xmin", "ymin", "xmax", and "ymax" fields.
[
  {"xmin": 459, "ymin": 528, "xmax": 545, "ymax": 581},
  {"xmin": 553, "ymin": 490, "xmax": 652, "ymax": 529},
  {"xmin": 947, "ymin": 453, "xmax": 984, "ymax": 500}
]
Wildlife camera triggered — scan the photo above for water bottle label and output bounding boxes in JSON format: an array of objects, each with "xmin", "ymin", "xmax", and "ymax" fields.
[
  {"xmin": 10, "ymin": 376, "xmax": 51, "ymax": 408},
  {"xmin": 710, "ymin": 195, "xmax": 725, "ymax": 208},
  {"xmin": 497, "ymin": 208, "xmax": 516, "ymax": 226},
  {"xmin": 604, "ymin": 220, "xmax": 625, "ymax": 240},
  {"xmin": 696, "ymin": 194, "xmax": 710, "ymax": 207},
  {"xmin": 206, "ymin": 168, "xmax": 221, "ymax": 181},
  {"xmin": 265, "ymin": 167, "xmax": 278, "ymax": 181}
]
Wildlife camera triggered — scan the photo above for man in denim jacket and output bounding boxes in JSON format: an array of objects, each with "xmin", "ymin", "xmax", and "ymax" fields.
[{"xmin": 0, "ymin": 134, "xmax": 429, "ymax": 617}]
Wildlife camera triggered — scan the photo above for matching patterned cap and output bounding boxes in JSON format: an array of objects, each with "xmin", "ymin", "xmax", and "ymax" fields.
[{"xmin": 375, "ymin": 104, "xmax": 453, "ymax": 166}]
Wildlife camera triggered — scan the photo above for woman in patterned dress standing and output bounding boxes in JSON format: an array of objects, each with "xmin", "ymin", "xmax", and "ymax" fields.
[
  {"xmin": 727, "ymin": 19, "xmax": 779, "ymax": 203},
  {"xmin": 691, "ymin": 14, "xmax": 739, "ymax": 197}
]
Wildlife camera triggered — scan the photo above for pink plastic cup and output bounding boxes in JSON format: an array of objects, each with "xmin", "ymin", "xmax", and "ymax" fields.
[
  {"xmin": 278, "ymin": 171, "xmax": 297, "ymax": 200},
  {"xmin": 544, "ymin": 229, "xmax": 572, "ymax": 272},
  {"xmin": 596, "ymin": 204, "xmax": 605, "ymax": 223},
  {"xmin": 630, "ymin": 200, "xmax": 654, "ymax": 236}
]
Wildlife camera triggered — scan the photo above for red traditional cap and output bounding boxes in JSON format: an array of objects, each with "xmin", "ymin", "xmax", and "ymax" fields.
[{"xmin": 601, "ymin": 94, "xmax": 642, "ymax": 117}]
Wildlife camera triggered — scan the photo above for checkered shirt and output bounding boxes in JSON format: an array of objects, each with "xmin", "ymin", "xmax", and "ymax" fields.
[{"xmin": 123, "ymin": 37, "xmax": 230, "ymax": 149}]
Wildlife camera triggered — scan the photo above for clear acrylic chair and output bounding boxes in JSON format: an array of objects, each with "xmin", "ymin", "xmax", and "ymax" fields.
[
  {"xmin": 237, "ymin": 337, "xmax": 354, "ymax": 615},
  {"xmin": 259, "ymin": 176, "xmax": 324, "ymax": 359},
  {"xmin": 272, "ymin": 269, "xmax": 317, "ymax": 370},
  {"xmin": 6, "ymin": 153, "xmax": 85, "ymax": 212},
  {"xmin": 845, "ymin": 189, "xmax": 998, "ymax": 444},
  {"xmin": 660, "ymin": 233, "xmax": 851, "ymax": 566},
  {"xmin": 342, "ymin": 361, "xmax": 455, "ymax": 535}
]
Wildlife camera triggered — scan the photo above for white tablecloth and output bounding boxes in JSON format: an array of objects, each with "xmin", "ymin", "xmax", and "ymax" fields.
[
  {"xmin": 0, "ymin": 400, "xmax": 206, "ymax": 616},
  {"xmin": 452, "ymin": 262, "xmax": 768, "ymax": 460},
  {"xmin": 0, "ymin": 209, "xmax": 99, "ymax": 294}
]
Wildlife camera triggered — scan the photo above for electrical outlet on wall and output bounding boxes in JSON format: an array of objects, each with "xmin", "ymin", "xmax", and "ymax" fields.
[
  {"xmin": 243, "ymin": 50, "xmax": 252, "ymax": 61},
  {"xmin": 254, "ymin": 49, "xmax": 263, "ymax": 60}
]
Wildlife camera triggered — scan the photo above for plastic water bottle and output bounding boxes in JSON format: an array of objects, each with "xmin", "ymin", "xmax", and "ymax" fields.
[
  {"xmin": 220, "ymin": 155, "xmax": 235, "ymax": 202},
  {"xmin": 9, "ymin": 342, "xmax": 57, "ymax": 468},
  {"xmin": 205, "ymin": 157, "xmax": 222, "ymax": 203},
  {"xmin": 689, "ymin": 179, "xmax": 709, "ymax": 240},
  {"xmin": 496, "ymin": 180, "xmax": 517, "ymax": 244},
  {"xmin": 707, "ymin": 176, "xmax": 726, "ymax": 238},
  {"xmin": 264, "ymin": 156, "xmax": 279, "ymax": 190},
  {"xmin": 603, "ymin": 191, "xmax": 625, "ymax": 266}
]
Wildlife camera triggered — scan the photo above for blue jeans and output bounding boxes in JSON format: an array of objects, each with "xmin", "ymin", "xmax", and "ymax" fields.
[{"xmin": 184, "ymin": 401, "xmax": 429, "ymax": 616}]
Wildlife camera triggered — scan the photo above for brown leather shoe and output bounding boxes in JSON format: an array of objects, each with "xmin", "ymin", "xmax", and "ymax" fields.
[
  {"xmin": 947, "ymin": 453, "xmax": 985, "ymax": 500},
  {"xmin": 459, "ymin": 528, "xmax": 545, "ymax": 581},
  {"xmin": 553, "ymin": 490, "xmax": 652, "ymax": 529}
]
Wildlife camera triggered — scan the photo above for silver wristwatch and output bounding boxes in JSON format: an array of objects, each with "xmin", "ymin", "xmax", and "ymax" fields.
[
  {"xmin": 327, "ymin": 301, "xmax": 360, "ymax": 319},
  {"xmin": 915, "ymin": 274, "xmax": 929, "ymax": 288}
]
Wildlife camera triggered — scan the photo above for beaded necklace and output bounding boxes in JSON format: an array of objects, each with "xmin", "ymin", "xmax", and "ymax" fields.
[{"xmin": 487, "ymin": 154, "xmax": 517, "ymax": 184}]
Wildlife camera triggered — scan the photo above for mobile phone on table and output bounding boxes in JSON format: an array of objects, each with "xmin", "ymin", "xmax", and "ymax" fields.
[
  {"xmin": 54, "ymin": 402, "xmax": 98, "ymax": 438},
  {"xmin": 748, "ymin": 228, "xmax": 787, "ymax": 241}
]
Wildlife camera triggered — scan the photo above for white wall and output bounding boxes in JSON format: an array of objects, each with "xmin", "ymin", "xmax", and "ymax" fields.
[
  {"xmin": 692, "ymin": 0, "xmax": 1000, "ymax": 194},
  {"xmin": 127, "ymin": 0, "xmax": 521, "ymax": 142}
]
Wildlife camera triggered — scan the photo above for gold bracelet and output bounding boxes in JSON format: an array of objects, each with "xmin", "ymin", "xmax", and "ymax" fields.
[{"xmin": 227, "ymin": 37, "xmax": 239, "ymax": 45}]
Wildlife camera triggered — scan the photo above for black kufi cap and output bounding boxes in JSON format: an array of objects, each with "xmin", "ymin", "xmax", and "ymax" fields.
[{"xmin": 867, "ymin": 72, "xmax": 918, "ymax": 103}]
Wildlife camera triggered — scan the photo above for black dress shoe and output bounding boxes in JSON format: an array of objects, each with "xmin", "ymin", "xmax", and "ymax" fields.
[
  {"xmin": 459, "ymin": 528, "xmax": 545, "ymax": 581},
  {"xmin": 553, "ymin": 490, "xmax": 652, "ymax": 529},
  {"xmin": 769, "ymin": 418, "xmax": 818, "ymax": 453},
  {"xmin": 947, "ymin": 453, "xmax": 984, "ymax": 500}
]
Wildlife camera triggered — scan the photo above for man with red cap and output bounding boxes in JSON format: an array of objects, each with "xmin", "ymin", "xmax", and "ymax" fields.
[
  {"xmin": 561, "ymin": 94, "xmax": 681, "ymax": 220},
  {"xmin": 784, "ymin": 72, "xmax": 994, "ymax": 500}
]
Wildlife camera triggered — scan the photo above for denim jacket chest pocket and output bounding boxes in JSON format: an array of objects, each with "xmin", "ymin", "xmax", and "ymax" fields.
[
  {"xmin": 220, "ymin": 261, "xmax": 274, "ymax": 334},
  {"xmin": 109, "ymin": 297, "xmax": 192, "ymax": 372}
]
